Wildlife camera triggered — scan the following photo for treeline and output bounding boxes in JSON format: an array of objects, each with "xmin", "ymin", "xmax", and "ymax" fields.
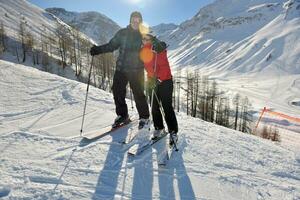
[
  {"xmin": 172, "ymin": 70, "xmax": 253, "ymax": 134},
  {"xmin": 0, "ymin": 14, "xmax": 114, "ymax": 91}
]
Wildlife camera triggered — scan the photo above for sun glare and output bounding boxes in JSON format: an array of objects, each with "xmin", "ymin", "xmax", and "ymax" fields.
[
  {"xmin": 128, "ymin": 0, "xmax": 142, "ymax": 4},
  {"xmin": 139, "ymin": 22, "xmax": 150, "ymax": 35}
]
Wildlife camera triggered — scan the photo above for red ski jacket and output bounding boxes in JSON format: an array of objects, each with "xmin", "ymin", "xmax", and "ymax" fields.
[{"xmin": 140, "ymin": 43, "xmax": 172, "ymax": 81}]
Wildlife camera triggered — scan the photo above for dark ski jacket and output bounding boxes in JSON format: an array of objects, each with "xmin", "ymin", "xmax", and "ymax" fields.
[{"xmin": 93, "ymin": 26, "xmax": 144, "ymax": 72}]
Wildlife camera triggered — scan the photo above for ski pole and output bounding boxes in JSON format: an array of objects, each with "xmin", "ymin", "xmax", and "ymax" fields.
[
  {"xmin": 148, "ymin": 52, "xmax": 158, "ymax": 125},
  {"xmin": 130, "ymin": 88, "xmax": 134, "ymax": 110},
  {"xmin": 80, "ymin": 55, "xmax": 94, "ymax": 137}
]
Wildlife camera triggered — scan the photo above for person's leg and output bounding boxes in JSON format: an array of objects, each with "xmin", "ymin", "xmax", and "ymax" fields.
[
  {"xmin": 112, "ymin": 71, "xmax": 128, "ymax": 117},
  {"xmin": 151, "ymin": 88, "xmax": 164, "ymax": 130},
  {"xmin": 127, "ymin": 70, "xmax": 149, "ymax": 119},
  {"xmin": 157, "ymin": 79, "xmax": 178, "ymax": 133}
]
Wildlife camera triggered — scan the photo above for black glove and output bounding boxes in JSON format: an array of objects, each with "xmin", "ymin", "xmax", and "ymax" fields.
[
  {"xmin": 90, "ymin": 45, "xmax": 101, "ymax": 56},
  {"xmin": 152, "ymin": 37, "xmax": 167, "ymax": 53}
]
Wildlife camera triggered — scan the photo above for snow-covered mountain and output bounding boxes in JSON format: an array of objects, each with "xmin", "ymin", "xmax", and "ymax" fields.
[
  {"xmin": 161, "ymin": 0, "xmax": 300, "ymax": 77},
  {"xmin": 151, "ymin": 23, "xmax": 178, "ymax": 37},
  {"xmin": 0, "ymin": 0, "xmax": 96, "ymax": 43},
  {"xmin": 0, "ymin": 0, "xmax": 55, "ymax": 40},
  {"xmin": 156, "ymin": 0, "xmax": 300, "ymax": 120},
  {"xmin": 46, "ymin": 8, "xmax": 120, "ymax": 44},
  {"xmin": 0, "ymin": 58, "xmax": 299, "ymax": 199}
]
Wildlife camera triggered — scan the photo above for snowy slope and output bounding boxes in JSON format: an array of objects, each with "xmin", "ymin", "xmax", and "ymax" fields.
[
  {"xmin": 45, "ymin": 8, "xmax": 120, "ymax": 44},
  {"xmin": 1, "ymin": 59, "xmax": 300, "ymax": 199}
]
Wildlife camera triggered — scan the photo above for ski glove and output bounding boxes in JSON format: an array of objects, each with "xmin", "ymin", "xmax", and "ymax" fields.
[
  {"xmin": 152, "ymin": 37, "xmax": 167, "ymax": 53},
  {"xmin": 90, "ymin": 45, "xmax": 102, "ymax": 56}
]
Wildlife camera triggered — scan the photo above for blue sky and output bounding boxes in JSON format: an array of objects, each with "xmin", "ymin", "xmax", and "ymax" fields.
[{"xmin": 28, "ymin": 0, "xmax": 214, "ymax": 27}]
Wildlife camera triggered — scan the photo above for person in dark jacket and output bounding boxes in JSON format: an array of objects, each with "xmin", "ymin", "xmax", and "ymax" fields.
[
  {"xmin": 140, "ymin": 34, "xmax": 178, "ymax": 145},
  {"xmin": 90, "ymin": 11, "xmax": 149, "ymax": 129}
]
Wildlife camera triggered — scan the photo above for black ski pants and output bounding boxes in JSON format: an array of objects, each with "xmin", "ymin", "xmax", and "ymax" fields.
[
  {"xmin": 150, "ymin": 79, "xmax": 178, "ymax": 133},
  {"xmin": 112, "ymin": 70, "xmax": 149, "ymax": 119}
]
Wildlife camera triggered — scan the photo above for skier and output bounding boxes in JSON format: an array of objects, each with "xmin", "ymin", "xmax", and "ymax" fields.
[
  {"xmin": 90, "ymin": 11, "xmax": 150, "ymax": 129},
  {"xmin": 140, "ymin": 34, "xmax": 178, "ymax": 145}
]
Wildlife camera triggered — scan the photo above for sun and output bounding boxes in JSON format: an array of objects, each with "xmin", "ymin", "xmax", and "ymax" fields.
[{"xmin": 128, "ymin": 0, "xmax": 142, "ymax": 4}]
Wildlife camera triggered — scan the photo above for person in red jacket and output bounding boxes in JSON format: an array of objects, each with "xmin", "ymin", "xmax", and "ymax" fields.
[{"xmin": 140, "ymin": 34, "xmax": 178, "ymax": 145}]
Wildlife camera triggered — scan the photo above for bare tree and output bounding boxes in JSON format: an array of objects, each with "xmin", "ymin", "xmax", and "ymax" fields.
[
  {"xmin": 209, "ymin": 80, "xmax": 217, "ymax": 122},
  {"xmin": 233, "ymin": 93, "xmax": 240, "ymax": 130},
  {"xmin": 176, "ymin": 70, "xmax": 181, "ymax": 112},
  {"xmin": 223, "ymin": 97, "xmax": 231, "ymax": 127},
  {"xmin": 213, "ymin": 92, "xmax": 230, "ymax": 128},
  {"xmin": 239, "ymin": 96, "xmax": 252, "ymax": 133},
  {"xmin": 19, "ymin": 17, "xmax": 28, "ymax": 62},
  {"xmin": 0, "ymin": 21, "xmax": 6, "ymax": 53},
  {"xmin": 185, "ymin": 71, "xmax": 193, "ymax": 115},
  {"xmin": 191, "ymin": 72, "xmax": 199, "ymax": 117},
  {"xmin": 202, "ymin": 76, "xmax": 209, "ymax": 120},
  {"xmin": 25, "ymin": 32, "xmax": 35, "ymax": 64},
  {"xmin": 271, "ymin": 127, "xmax": 280, "ymax": 142},
  {"xmin": 55, "ymin": 23, "xmax": 70, "ymax": 68}
]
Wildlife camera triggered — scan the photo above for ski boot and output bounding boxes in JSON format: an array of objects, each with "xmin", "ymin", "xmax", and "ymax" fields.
[
  {"xmin": 138, "ymin": 118, "xmax": 150, "ymax": 129},
  {"xmin": 112, "ymin": 115, "xmax": 130, "ymax": 128},
  {"xmin": 169, "ymin": 131, "xmax": 178, "ymax": 147},
  {"xmin": 152, "ymin": 128, "xmax": 166, "ymax": 140}
]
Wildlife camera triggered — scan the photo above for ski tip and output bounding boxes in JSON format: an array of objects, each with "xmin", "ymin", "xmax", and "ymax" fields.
[
  {"xmin": 158, "ymin": 163, "xmax": 166, "ymax": 167},
  {"xmin": 128, "ymin": 152, "xmax": 136, "ymax": 156}
]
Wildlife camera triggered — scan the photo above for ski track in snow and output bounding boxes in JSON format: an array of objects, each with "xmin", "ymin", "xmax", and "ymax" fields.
[{"xmin": 0, "ymin": 118, "xmax": 299, "ymax": 199}]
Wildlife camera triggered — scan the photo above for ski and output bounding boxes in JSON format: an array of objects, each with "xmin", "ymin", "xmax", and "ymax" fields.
[
  {"xmin": 81, "ymin": 119, "xmax": 136, "ymax": 141},
  {"xmin": 127, "ymin": 132, "xmax": 168, "ymax": 156},
  {"xmin": 157, "ymin": 133, "xmax": 179, "ymax": 166},
  {"xmin": 122, "ymin": 123, "xmax": 142, "ymax": 144},
  {"xmin": 158, "ymin": 142, "xmax": 178, "ymax": 166}
]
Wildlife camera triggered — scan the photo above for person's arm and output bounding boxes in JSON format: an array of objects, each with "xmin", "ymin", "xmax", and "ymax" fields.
[{"xmin": 90, "ymin": 30, "xmax": 122, "ymax": 55}]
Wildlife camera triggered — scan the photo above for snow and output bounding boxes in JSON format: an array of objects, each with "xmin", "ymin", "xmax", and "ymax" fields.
[
  {"xmin": 1, "ymin": 58, "xmax": 300, "ymax": 199},
  {"xmin": 151, "ymin": 23, "xmax": 178, "ymax": 38},
  {"xmin": 0, "ymin": 0, "xmax": 300, "ymax": 199}
]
